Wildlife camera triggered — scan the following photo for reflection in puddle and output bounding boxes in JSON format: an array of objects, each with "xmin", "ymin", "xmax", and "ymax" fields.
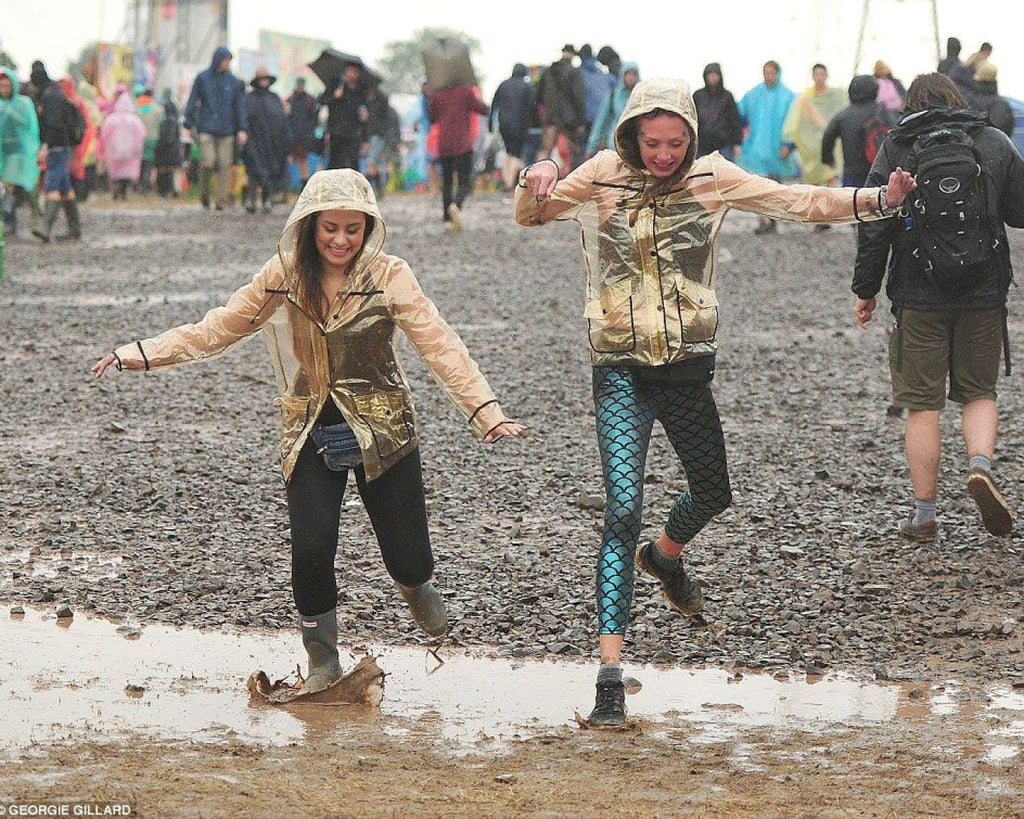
[{"xmin": 1, "ymin": 608, "xmax": 1022, "ymax": 761}]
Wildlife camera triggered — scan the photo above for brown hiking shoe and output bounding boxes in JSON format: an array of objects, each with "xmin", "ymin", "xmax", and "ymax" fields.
[
  {"xmin": 967, "ymin": 467, "xmax": 1013, "ymax": 537},
  {"xmin": 635, "ymin": 541, "xmax": 704, "ymax": 615},
  {"xmin": 897, "ymin": 516, "xmax": 938, "ymax": 543}
]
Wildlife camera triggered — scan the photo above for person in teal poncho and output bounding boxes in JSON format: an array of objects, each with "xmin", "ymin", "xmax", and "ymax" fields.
[
  {"xmin": 585, "ymin": 60, "xmax": 640, "ymax": 158},
  {"xmin": 0, "ymin": 66, "xmax": 41, "ymax": 236},
  {"xmin": 737, "ymin": 60, "xmax": 797, "ymax": 234}
]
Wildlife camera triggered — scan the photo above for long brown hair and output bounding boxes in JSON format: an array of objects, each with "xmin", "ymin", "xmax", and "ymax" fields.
[
  {"xmin": 290, "ymin": 211, "xmax": 375, "ymax": 322},
  {"xmin": 905, "ymin": 72, "xmax": 969, "ymax": 112}
]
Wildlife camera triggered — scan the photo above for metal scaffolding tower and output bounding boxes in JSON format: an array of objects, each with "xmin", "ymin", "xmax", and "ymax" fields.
[{"xmin": 854, "ymin": 0, "xmax": 942, "ymax": 74}]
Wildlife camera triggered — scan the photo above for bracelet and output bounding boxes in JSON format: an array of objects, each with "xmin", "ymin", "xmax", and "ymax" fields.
[
  {"xmin": 878, "ymin": 185, "xmax": 896, "ymax": 217},
  {"xmin": 519, "ymin": 158, "xmax": 559, "ymax": 188},
  {"xmin": 136, "ymin": 341, "xmax": 150, "ymax": 371},
  {"xmin": 111, "ymin": 350, "xmax": 123, "ymax": 372}
]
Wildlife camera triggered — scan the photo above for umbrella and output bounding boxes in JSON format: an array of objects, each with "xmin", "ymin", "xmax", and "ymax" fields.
[
  {"xmin": 422, "ymin": 37, "xmax": 476, "ymax": 93},
  {"xmin": 308, "ymin": 49, "xmax": 365, "ymax": 89}
]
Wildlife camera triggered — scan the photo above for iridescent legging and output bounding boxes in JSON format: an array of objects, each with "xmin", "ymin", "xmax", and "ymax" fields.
[{"xmin": 593, "ymin": 366, "xmax": 733, "ymax": 635}]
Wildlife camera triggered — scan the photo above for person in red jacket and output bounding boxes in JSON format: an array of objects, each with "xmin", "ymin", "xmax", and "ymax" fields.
[{"xmin": 428, "ymin": 84, "xmax": 489, "ymax": 232}]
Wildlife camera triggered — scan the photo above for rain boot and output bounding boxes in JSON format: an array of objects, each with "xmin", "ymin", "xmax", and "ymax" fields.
[
  {"xmin": 56, "ymin": 200, "xmax": 82, "ymax": 241},
  {"xmin": 32, "ymin": 200, "xmax": 61, "ymax": 243},
  {"xmin": 299, "ymin": 608, "xmax": 342, "ymax": 692},
  {"xmin": 396, "ymin": 580, "xmax": 448, "ymax": 637}
]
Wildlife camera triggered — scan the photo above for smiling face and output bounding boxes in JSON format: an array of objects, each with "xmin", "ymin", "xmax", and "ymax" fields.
[
  {"xmin": 315, "ymin": 209, "xmax": 367, "ymax": 275},
  {"xmin": 638, "ymin": 113, "xmax": 692, "ymax": 179}
]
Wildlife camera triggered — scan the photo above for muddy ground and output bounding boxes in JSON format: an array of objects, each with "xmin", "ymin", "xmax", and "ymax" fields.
[{"xmin": 1, "ymin": 189, "xmax": 1023, "ymax": 816}]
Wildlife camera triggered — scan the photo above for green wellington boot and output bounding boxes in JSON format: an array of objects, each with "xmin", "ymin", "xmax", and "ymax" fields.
[
  {"xmin": 299, "ymin": 608, "xmax": 342, "ymax": 692},
  {"xmin": 396, "ymin": 580, "xmax": 448, "ymax": 637}
]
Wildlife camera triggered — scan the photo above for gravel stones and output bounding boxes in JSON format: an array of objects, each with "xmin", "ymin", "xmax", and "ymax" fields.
[{"xmin": 1, "ymin": 198, "xmax": 1022, "ymax": 686}]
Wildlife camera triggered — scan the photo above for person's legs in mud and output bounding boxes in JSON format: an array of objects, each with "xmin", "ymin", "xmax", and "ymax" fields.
[
  {"xmin": 286, "ymin": 438, "xmax": 348, "ymax": 692},
  {"xmin": 33, "ymin": 147, "xmax": 75, "ymax": 242},
  {"xmin": 589, "ymin": 366, "xmax": 657, "ymax": 726},
  {"xmin": 650, "ymin": 381, "xmax": 732, "ymax": 565},
  {"xmin": 452, "ymin": 151, "xmax": 474, "ymax": 215},
  {"xmin": 353, "ymin": 448, "xmax": 445, "ymax": 636},
  {"xmin": 212, "ymin": 135, "xmax": 234, "ymax": 209},
  {"xmin": 439, "ymin": 154, "xmax": 457, "ymax": 228},
  {"xmin": 198, "ymin": 133, "xmax": 216, "ymax": 209},
  {"xmin": 951, "ymin": 308, "xmax": 1012, "ymax": 535},
  {"xmin": 893, "ymin": 309, "xmax": 950, "ymax": 540},
  {"xmin": 1, "ymin": 183, "xmax": 17, "ymax": 235}
]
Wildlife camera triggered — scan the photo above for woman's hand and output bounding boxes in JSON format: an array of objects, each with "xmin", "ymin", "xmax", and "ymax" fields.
[
  {"xmin": 884, "ymin": 167, "xmax": 917, "ymax": 208},
  {"xmin": 91, "ymin": 352, "xmax": 123, "ymax": 378},
  {"xmin": 523, "ymin": 161, "xmax": 559, "ymax": 199},
  {"xmin": 483, "ymin": 421, "xmax": 528, "ymax": 443}
]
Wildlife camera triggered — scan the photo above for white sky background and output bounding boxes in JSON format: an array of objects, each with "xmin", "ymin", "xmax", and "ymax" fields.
[{"xmin": 2, "ymin": 0, "xmax": 1022, "ymax": 100}]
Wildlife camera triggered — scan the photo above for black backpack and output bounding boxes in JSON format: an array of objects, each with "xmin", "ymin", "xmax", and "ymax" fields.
[
  {"xmin": 68, "ymin": 101, "xmax": 86, "ymax": 146},
  {"xmin": 903, "ymin": 124, "xmax": 998, "ymax": 294}
]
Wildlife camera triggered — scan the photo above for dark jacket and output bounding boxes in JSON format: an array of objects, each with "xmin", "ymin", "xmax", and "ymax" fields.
[
  {"xmin": 428, "ymin": 85, "xmax": 489, "ymax": 157},
  {"xmin": 821, "ymin": 75, "xmax": 892, "ymax": 185},
  {"xmin": 537, "ymin": 57, "xmax": 586, "ymax": 128},
  {"xmin": 970, "ymin": 81, "xmax": 1014, "ymax": 137},
  {"xmin": 287, "ymin": 89, "xmax": 320, "ymax": 152},
  {"xmin": 154, "ymin": 101, "xmax": 182, "ymax": 166},
  {"xmin": 244, "ymin": 85, "xmax": 292, "ymax": 187},
  {"xmin": 489, "ymin": 64, "xmax": 537, "ymax": 139},
  {"xmin": 183, "ymin": 46, "xmax": 248, "ymax": 136},
  {"xmin": 37, "ymin": 82, "xmax": 81, "ymax": 148},
  {"xmin": 853, "ymin": 108, "xmax": 1024, "ymax": 311},
  {"xmin": 692, "ymin": 63, "xmax": 742, "ymax": 156},
  {"xmin": 320, "ymin": 78, "xmax": 367, "ymax": 142},
  {"xmin": 580, "ymin": 56, "xmax": 610, "ymax": 126}
]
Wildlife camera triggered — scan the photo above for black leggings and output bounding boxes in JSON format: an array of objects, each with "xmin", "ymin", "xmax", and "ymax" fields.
[
  {"xmin": 286, "ymin": 440, "xmax": 433, "ymax": 617},
  {"xmin": 439, "ymin": 151, "xmax": 473, "ymax": 220}
]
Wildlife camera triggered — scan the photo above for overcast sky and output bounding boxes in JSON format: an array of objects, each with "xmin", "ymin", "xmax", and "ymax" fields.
[{"xmin": 2, "ymin": 0, "xmax": 1022, "ymax": 100}]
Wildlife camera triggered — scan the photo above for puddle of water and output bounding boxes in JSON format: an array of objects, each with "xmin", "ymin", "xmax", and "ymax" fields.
[
  {"xmin": 1, "ymin": 608, "xmax": 1022, "ymax": 759},
  {"xmin": 1, "ymin": 548, "xmax": 123, "ymax": 583}
]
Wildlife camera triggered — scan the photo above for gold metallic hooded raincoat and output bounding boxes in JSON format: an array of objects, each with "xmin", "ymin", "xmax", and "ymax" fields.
[
  {"xmin": 114, "ymin": 170, "xmax": 507, "ymax": 482},
  {"xmin": 515, "ymin": 77, "xmax": 894, "ymax": 368}
]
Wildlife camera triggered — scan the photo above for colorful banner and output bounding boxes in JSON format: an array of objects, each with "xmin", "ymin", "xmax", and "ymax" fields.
[
  {"xmin": 257, "ymin": 29, "xmax": 331, "ymax": 98},
  {"xmin": 94, "ymin": 43, "xmax": 135, "ymax": 100}
]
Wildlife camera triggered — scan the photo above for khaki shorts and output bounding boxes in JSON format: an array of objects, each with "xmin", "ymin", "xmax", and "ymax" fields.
[{"xmin": 889, "ymin": 307, "xmax": 1004, "ymax": 410}]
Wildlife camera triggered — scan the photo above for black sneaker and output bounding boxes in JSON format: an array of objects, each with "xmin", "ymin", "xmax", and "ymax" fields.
[
  {"xmin": 587, "ymin": 681, "xmax": 626, "ymax": 727},
  {"xmin": 635, "ymin": 541, "xmax": 704, "ymax": 615}
]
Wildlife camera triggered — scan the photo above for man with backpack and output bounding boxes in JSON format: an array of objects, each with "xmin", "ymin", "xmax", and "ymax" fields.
[
  {"xmin": 852, "ymin": 73, "xmax": 1024, "ymax": 542},
  {"xmin": 822, "ymin": 74, "xmax": 895, "ymax": 187},
  {"xmin": 31, "ymin": 63, "xmax": 86, "ymax": 242}
]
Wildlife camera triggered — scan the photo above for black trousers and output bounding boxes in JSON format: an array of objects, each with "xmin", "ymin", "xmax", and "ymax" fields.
[
  {"xmin": 286, "ymin": 440, "xmax": 433, "ymax": 617},
  {"xmin": 439, "ymin": 151, "xmax": 473, "ymax": 220}
]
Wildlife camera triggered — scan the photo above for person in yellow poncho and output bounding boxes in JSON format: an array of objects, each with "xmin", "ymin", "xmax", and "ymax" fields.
[{"xmin": 783, "ymin": 63, "xmax": 847, "ymax": 187}]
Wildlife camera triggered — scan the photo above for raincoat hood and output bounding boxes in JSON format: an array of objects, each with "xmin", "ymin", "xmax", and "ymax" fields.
[
  {"xmin": 613, "ymin": 77, "xmax": 698, "ymax": 175},
  {"xmin": 512, "ymin": 63, "xmax": 528, "ymax": 79},
  {"xmin": 210, "ymin": 46, "xmax": 233, "ymax": 72},
  {"xmin": 889, "ymin": 106, "xmax": 987, "ymax": 144},
  {"xmin": 279, "ymin": 169, "xmax": 387, "ymax": 278},
  {"xmin": 701, "ymin": 62, "xmax": 725, "ymax": 94},
  {"xmin": 848, "ymin": 74, "xmax": 879, "ymax": 103},
  {"xmin": 0, "ymin": 65, "xmax": 19, "ymax": 96}
]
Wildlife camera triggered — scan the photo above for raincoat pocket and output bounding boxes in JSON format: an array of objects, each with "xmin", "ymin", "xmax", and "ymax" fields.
[
  {"xmin": 351, "ymin": 390, "xmax": 414, "ymax": 460},
  {"xmin": 674, "ymin": 281, "xmax": 719, "ymax": 344},
  {"xmin": 273, "ymin": 394, "xmax": 312, "ymax": 461},
  {"xmin": 585, "ymin": 279, "xmax": 637, "ymax": 353}
]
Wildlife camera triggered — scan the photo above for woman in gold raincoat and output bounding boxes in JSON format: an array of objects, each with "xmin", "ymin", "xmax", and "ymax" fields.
[
  {"xmin": 93, "ymin": 168, "xmax": 525, "ymax": 693},
  {"xmin": 515, "ymin": 77, "xmax": 914, "ymax": 727}
]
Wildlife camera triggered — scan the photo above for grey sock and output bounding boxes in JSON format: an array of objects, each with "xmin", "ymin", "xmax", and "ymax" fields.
[
  {"xmin": 650, "ymin": 541, "xmax": 680, "ymax": 573},
  {"xmin": 914, "ymin": 498, "xmax": 937, "ymax": 525},
  {"xmin": 597, "ymin": 664, "xmax": 622, "ymax": 685},
  {"xmin": 969, "ymin": 455, "xmax": 992, "ymax": 474}
]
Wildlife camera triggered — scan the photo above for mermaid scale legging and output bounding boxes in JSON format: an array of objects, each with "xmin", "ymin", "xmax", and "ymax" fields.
[{"xmin": 593, "ymin": 366, "xmax": 733, "ymax": 635}]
